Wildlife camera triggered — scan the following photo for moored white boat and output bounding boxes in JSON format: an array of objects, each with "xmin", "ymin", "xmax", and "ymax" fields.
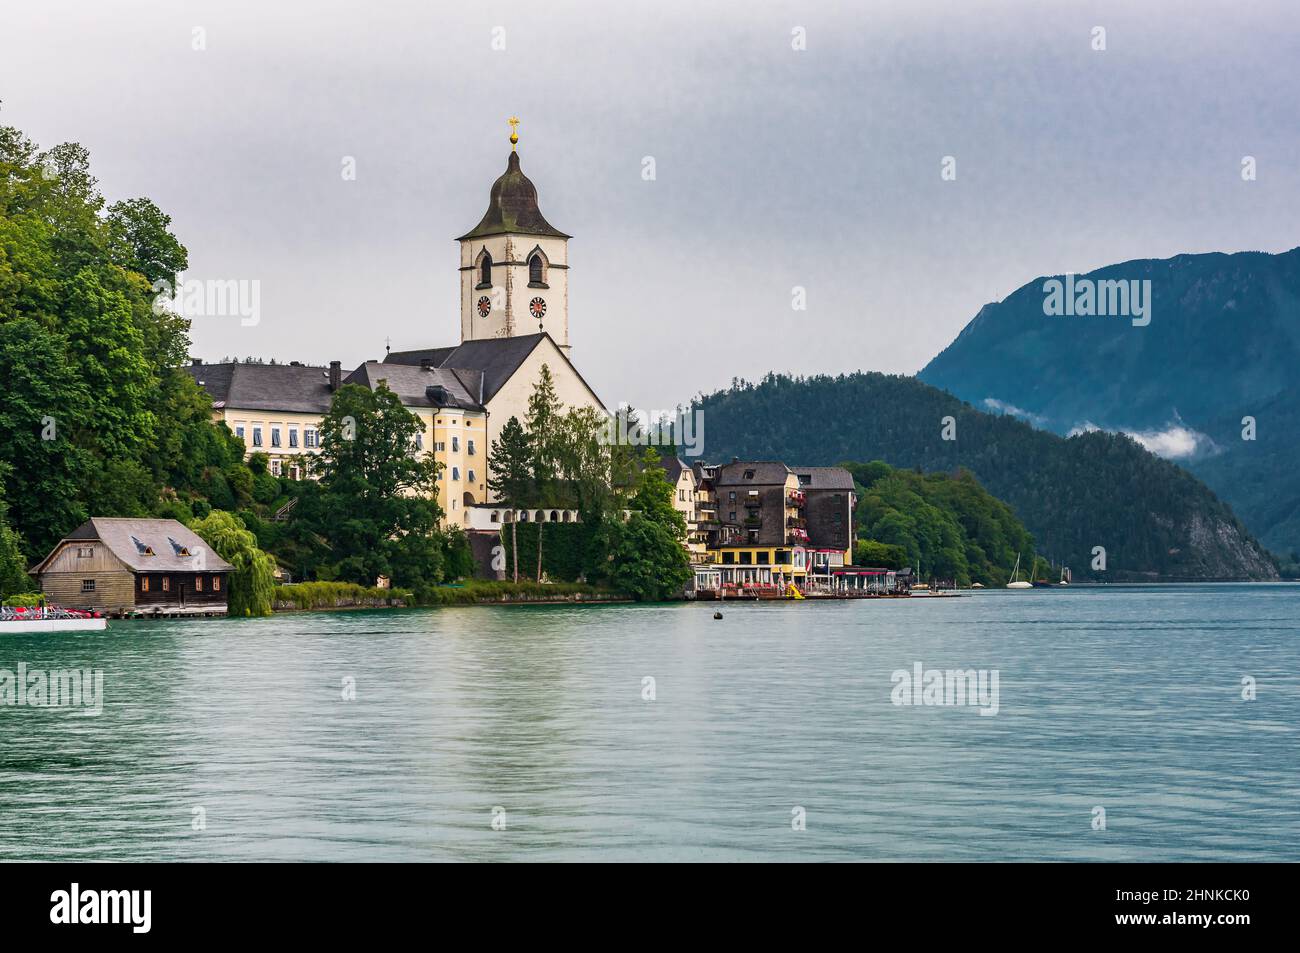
[{"xmin": 0, "ymin": 606, "xmax": 107, "ymax": 633}]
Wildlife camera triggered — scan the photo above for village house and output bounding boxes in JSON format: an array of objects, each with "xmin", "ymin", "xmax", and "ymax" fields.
[
  {"xmin": 691, "ymin": 460, "xmax": 858, "ymax": 593},
  {"xmin": 658, "ymin": 456, "xmax": 707, "ymax": 563},
  {"xmin": 30, "ymin": 518, "xmax": 233, "ymax": 617}
]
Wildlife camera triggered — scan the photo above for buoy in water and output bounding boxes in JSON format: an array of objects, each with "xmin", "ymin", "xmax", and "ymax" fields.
[{"xmin": 713, "ymin": 611, "xmax": 723, "ymax": 620}]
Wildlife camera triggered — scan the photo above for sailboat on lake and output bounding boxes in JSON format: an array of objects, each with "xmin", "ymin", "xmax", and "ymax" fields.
[{"xmin": 1006, "ymin": 552, "xmax": 1032, "ymax": 589}]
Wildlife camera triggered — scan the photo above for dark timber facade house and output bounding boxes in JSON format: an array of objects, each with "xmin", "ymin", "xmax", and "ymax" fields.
[{"xmin": 31, "ymin": 518, "xmax": 234, "ymax": 617}]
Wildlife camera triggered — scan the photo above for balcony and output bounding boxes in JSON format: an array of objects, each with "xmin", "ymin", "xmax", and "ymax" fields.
[
  {"xmin": 787, "ymin": 490, "xmax": 806, "ymax": 507},
  {"xmin": 787, "ymin": 516, "xmax": 807, "ymax": 529},
  {"xmin": 787, "ymin": 528, "xmax": 810, "ymax": 543},
  {"xmin": 743, "ymin": 516, "xmax": 763, "ymax": 528}
]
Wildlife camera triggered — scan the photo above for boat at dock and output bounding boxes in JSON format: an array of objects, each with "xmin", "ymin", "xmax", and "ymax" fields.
[{"xmin": 0, "ymin": 605, "xmax": 107, "ymax": 633}]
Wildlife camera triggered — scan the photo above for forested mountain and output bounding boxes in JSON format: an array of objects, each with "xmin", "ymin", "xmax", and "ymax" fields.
[
  {"xmin": 692, "ymin": 372, "xmax": 1278, "ymax": 581},
  {"xmin": 918, "ymin": 248, "xmax": 1300, "ymax": 557}
]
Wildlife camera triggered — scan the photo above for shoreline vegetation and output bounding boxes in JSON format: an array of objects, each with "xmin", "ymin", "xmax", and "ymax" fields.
[{"xmin": 272, "ymin": 580, "xmax": 627, "ymax": 611}]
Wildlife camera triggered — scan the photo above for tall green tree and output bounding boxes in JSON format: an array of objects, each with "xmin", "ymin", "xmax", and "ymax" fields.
[
  {"xmin": 487, "ymin": 415, "xmax": 533, "ymax": 582},
  {"xmin": 0, "ymin": 121, "xmax": 235, "ymax": 554},
  {"xmin": 0, "ymin": 470, "xmax": 31, "ymax": 598},
  {"xmin": 524, "ymin": 365, "xmax": 566, "ymax": 581},
  {"xmin": 189, "ymin": 510, "xmax": 275, "ymax": 617},
  {"xmin": 313, "ymin": 383, "xmax": 444, "ymax": 588},
  {"xmin": 609, "ymin": 450, "xmax": 691, "ymax": 600}
]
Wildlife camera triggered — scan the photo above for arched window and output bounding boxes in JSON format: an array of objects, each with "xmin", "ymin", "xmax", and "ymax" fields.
[
  {"xmin": 529, "ymin": 254, "xmax": 544, "ymax": 285},
  {"xmin": 478, "ymin": 251, "xmax": 492, "ymax": 288}
]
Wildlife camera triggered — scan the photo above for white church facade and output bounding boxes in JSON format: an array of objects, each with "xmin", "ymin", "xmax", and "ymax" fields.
[{"xmin": 188, "ymin": 124, "xmax": 605, "ymax": 528}]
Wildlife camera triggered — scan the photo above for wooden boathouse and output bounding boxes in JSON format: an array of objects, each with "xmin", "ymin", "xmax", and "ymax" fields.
[{"xmin": 30, "ymin": 518, "xmax": 233, "ymax": 617}]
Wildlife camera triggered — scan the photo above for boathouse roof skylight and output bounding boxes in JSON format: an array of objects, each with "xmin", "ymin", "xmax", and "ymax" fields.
[
  {"xmin": 131, "ymin": 536, "xmax": 155, "ymax": 556},
  {"xmin": 169, "ymin": 537, "xmax": 191, "ymax": 557}
]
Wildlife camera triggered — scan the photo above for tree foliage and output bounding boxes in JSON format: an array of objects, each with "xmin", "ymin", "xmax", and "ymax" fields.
[
  {"xmin": 312, "ymin": 383, "xmax": 445, "ymax": 588},
  {"xmin": 189, "ymin": 510, "xmax": 275, "ymax": 617},
  {"xmin": 0, "ymin": 121, "xmax": 246, "ymax": 557},
  {"xmin": 844, "ymin": 461, "xmax": 1036, "ymax": 586}
]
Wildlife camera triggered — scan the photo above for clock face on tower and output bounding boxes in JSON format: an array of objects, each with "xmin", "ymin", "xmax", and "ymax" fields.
[
  {"xmin": 477, "ymin": 295, "xmax": 491, "ymax": 317},
  {"xmin": 529, "ymin": 296, "xmax": 547, "ymax": 320}
]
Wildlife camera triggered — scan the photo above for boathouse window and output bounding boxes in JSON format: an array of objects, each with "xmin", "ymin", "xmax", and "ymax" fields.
[
  {"xmin": 140, "ymin": 577, "xmax": 150, "ymax": 593},
  {"xmin": 213, "ymin": 576, "xmax": 221, "ymax": 592},
  {"xmin": 271, "ymin": 427, "xmax": 282, "ymax": 448},
  {"xmin": 162, "ymin": 576, "xmax": 170, "ymax": 592},
  {"xmin": 478, "ymin": 251, "xmax": 493, "ymax": 288},
  {"xmin": 529, "ymin": 254, "xmax": 544, "ymax": 285},
  {"xmin": 195, "ymin": 576, "xmax": 204, "ymax": 592},
  {"xmin": 81, "ymin": 579, "xmax": 95, "ymax": 592},
  {"xmin": 77, "ymin": 546, "xmax": 93, "ymax": 558},
  {"xmin": 252, "ymin": 426, "xmax": 263, "ymax": 447},
  {"xmin": 289, "ymin": 429, "xmax": 299, "ymax": 448}
]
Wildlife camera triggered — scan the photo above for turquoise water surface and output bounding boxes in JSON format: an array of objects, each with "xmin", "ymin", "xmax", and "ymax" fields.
[{"xmin": 1, "ymin": 584, "xmax": 1297, "ymax": 861}]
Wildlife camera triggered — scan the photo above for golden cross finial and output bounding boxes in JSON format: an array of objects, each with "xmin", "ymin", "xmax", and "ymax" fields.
[{"xmin": 508, "ymin": 116, "xmax": 520, "ymax": 151}]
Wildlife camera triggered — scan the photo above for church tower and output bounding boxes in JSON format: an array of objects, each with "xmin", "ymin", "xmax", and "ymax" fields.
[{"xmin": 458, "ymin": 119, "xmax": 571, "ymax": 353}]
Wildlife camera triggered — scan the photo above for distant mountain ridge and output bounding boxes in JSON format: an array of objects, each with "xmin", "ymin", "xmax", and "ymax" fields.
[
  {"xmin": 919, "ymin": 248, "xmax": 1300, "ymax": 556},
  {"xmin": 692, "ymin": 372, "xmax": 1277, "ymax": 581}
]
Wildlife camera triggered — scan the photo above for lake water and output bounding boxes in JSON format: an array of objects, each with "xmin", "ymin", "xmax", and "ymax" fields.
[{"xmin": 1, "ymin": 584, "xmax": 1297, "ymax": 861}]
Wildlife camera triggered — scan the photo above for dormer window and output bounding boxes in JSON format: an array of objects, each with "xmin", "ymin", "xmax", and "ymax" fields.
[
  {"xmin": 168, "ymin": 538, "xmax": 191, "ymax": 557},
  {"xmin": 132, "ymin": 536, "xmax": 155, "ymax": 556},
  {"xmin": 477, "ymin": 251, "xmax": 493, "ymax": 289}
]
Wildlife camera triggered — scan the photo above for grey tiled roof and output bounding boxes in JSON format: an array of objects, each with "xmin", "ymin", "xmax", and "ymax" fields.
[
  {"xmin": 186, "ymin": 362, "xmax": 342, "ymax": 414},
  {"xmin": 346, "ymin": 362, "xmax": 484, "ymax": 411},
  {"xmin": 658, "ymin": 456, "xmax": 687, "ymax": 483},
  {"xmin": 39, "ymin": 518, "xmax": 235, "ymax": 574},
  {"xmin": 792, "ymin": 466, "xmax": 856, "ymax": 490},
  {"xmin": 713, "ymin": 461, "xmax": 793, "ymax": 487},
  {"xmin": 387, "ymin": 333, "xmax": 602, "ymax": 408}
]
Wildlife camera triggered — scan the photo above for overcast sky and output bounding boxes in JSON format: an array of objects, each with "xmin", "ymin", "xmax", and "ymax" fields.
[{"xmin": 2, "ymin": 0, "xmax": 1296, "ymax": 411}]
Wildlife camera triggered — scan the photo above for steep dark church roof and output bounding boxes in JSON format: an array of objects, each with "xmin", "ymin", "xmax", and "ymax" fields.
[
  {"xmin": 386, "ymin": 332, "xmax": 604, "ymax": 411},
  {"xmin": 345, "ymin": 362, "xmax": 484, "ymax": 411},
  {"xmin": 456, "ymin": 151, "xmax": 570, "ymax": 241}
]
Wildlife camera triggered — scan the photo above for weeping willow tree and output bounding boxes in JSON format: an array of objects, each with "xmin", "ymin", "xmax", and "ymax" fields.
[{"xmin": 189, "ymin": 510, "xmax": 275, "ymax": 616}]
